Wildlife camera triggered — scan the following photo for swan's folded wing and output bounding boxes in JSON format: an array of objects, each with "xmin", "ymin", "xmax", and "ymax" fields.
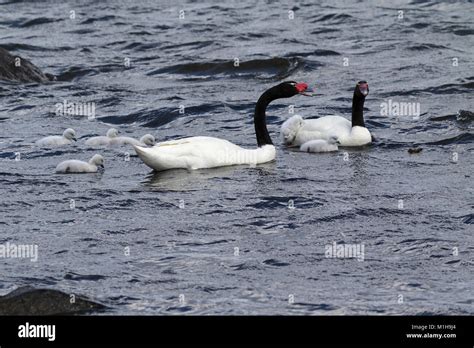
[{"xmin": 133, "ymin": 137, "xmax": 245, "ymax": 171}]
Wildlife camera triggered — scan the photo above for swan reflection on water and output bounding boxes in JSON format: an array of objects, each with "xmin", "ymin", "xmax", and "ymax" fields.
[{"xmin": 142, "ymin": 162, "xmax": 276, "ymax": 191}]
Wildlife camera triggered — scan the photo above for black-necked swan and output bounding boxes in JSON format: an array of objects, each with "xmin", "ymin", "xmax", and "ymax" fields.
[
  {"xmin": 85, "ymin": 128, "xmax": 119, "ymax": 146},
  {"xmin": 281, "ymin": 81, "xmax": 371, "ymax": 148},
  {"xmin": 133, "ymin": 81, "xmax": 310, "ymax": 171},
  {"xmin": 36, "ymin": 128, "xmax": 77, "ymax": 147},
  {"xmin": 111, "ymin": 134, "xmax": 156, "ymax": 147},
  {"xmin": 55, "ymin": 154, "xmax": 104, "ymax": 174}
]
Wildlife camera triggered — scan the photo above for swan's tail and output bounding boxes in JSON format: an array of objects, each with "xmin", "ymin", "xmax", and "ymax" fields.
[
  {"xmin": 133, "ymin": 144, "xmax": 180, "ymax": 171},
  {"xmin": 133, "ymin": 144, "xmax": 154, "ymax": 166}
]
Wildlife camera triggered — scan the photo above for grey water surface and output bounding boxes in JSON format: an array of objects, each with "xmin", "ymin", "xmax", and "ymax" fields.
[{"xmin": 0, "ymin": 0, "xmax": 472, "ymax": 314}]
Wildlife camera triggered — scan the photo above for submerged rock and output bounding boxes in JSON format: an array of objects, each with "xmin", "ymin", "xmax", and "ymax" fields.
[
  {"xmin": 0, "ymin": 286, "xmax": 107, "ymax": 315},
  {"xmin": 0, "ymin": 47, "xmax": 55, "ymax": 83}
]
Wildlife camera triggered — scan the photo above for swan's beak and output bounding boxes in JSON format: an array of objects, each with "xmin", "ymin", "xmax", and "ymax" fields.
[
  {"xmin": 72, "ymin": 137, "xmax": 77, "ymax": 142},
  {"xmin": 295, "ymin": 83, "xmax": 315, "ymax": 96},
  {"xmin": 359, "ymin": 83, "xmax": 369, "ymax": 97},
  {"xmin": 300, "ymin": 87, "xmax": 315, "ymax": 97}
]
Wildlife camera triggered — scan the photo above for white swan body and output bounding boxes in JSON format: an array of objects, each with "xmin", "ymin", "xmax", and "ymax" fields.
[
  {"xmin": 85, "ymin": 128, "xmax": 118, "ymax": 146},
  {"xmin": 36, "ymin": 128, "xmax": 76, "ymax": 147},
  {"xmin": 134, "ymin": 136, "xmax": 275, "ymax": 171},
  {"xmin": 282, "ymin": 115, "xmax": 371, "ymax": 147},
  {"xmin": 111, "ymin": 134, "xmax": 155, "ymax": 147},
  {"xmin": 55, "ymin": 154, "xmax": 104, "ymax": 174}
]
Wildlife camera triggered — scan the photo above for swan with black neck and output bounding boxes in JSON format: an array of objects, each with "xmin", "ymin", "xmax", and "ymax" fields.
[
  {"xmin": 281, "ymin": 81, "xmax": 371, "ymax": 148},
  {"xmin": 133, "ymin": 81, "xmax": 310, "ymax": 171}
]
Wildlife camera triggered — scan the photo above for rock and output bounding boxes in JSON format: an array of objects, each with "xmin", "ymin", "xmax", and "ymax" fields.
[
  {"xmin": 0, "ymin": 286, "xmax": 107, "ymax": 315},
  {"xmin": 0, "ymin": 47, "xmax": 55, "ymax": 83}
]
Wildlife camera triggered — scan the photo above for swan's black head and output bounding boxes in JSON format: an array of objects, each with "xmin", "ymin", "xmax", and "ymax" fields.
[
  {"xmin": 355, "ymin": 81, "xmax": 369, "ymax": 97},
  {"xmin": 276, "ymin": 81, "xmax": 311, "ymax": 98},
  {"xmin": 254, "ymin": 81, "xmax": 311, "ymax": 147}
]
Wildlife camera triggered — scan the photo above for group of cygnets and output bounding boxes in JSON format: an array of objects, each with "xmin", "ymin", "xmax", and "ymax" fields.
[{"xmin": 35, "ymin": 128, "xmax": 155, "ymax": 173}]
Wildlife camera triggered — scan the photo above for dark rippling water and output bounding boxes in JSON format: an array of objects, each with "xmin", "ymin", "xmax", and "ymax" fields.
[{"xmin": 0, "ymin": 0, "xmax": 473, "ymax": 315}]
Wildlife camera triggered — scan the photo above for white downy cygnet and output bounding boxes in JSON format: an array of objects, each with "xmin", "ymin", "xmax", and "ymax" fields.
[
  {"xmin": 55, "ymin": 154, "xmax": 104, "ymax": 174},
  {"xmin": 300, "ymin": 136, "xmax": 340, "ymax": 153},
  {"xmin": 85, "ymin": 128, "xmax": 119, "ymax": 146},
  {"xmin": 111, "ymin": 134, "xmax": 155, "ymax": 147},
  {"xmin": 36, "ymin": 128, "xmax": 77, "ymax": 147}
]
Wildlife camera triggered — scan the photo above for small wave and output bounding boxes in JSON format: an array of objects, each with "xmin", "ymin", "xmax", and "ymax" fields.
[
  {"xmin": 434, "ymin": 25, "xmax": 474, "ymax": 36},
  {"xmin": 147, "ymin": 57, "xmax": 303, "ymax": 80},
  {"xmin": 122, "ymin": 42, "xmax": 162, "ymax": 51},
  {"xmin": 285, "ymin": 49, "xmax": 340, "ymax": 57},
  {"xmin": 80, "ymin": 15, "xmax": 118, "ymax": 25},
  {"xmin": 310, "ymin": 13, "xmax": 353, "ymax": 24},
  {"xmin": 129, "ymin": 30, "xmax": 154, "ymax": 36},
  {"xmin": 166, "ymin": 305, "xmax": 193, "ymax": 313},
  {"xmin": 422, "ymin": 132, "xmax": 473, "ymax": 145},
  {"xmin": 65, "ymin": 28, "xmax": 95, "ymax": 34},
  {"xmin": 1, "ymin": 43, "xmax": 72, "ymax": 52},
  {"xmin": 434, "ymin": 110, "xmax": 474, "ymax": 123},
  {"xmin": 178, "ymin": 239, "xmax": 229, "ymax": 247},
  {"xmin": 56, "ymin": 64, "xmax": 124, "ymax": 81},
  {"xmin": 429, "ymin": 114, "xmax": 457, "ymax": 122},
  {"xmin": 197, "ymin": 286, "xmax": 237, "ymax": 294},
  {"xmin": 410, "ymin": 23, "xmax": 430, "ymax": 29},
  {"xmin": 406, "ymin": 43, "xmax": 449, "ymax": 51},
  {"xmin": 381, "ymin": 81, "xmax": 474, "ymax": 97},
  {"xmin": 290, "ymin": 302, "xmax": 337, "ymax": 312},
  {"xmin": 100, "ymin": 103, "xmax": 222, "ymax": 127},
  {"xmin": 18, "ymin": 17, "xmax": 61, "ymax": 28},
  {"xmin": 246, "ymin": 196, "xmax": 320, "ymax": 209},
  {"xmin": 153, "ymin": 24, "xmax": 172, "ymax": 30},
  {"xmin": 161, "ymin": 40, "xmax": 214, "ymax": 51},
  {"xmin": 230, "ymin": 262, "xmax": 262, "ymax": 271},
  {"xmin": 453, "ymin": 29, "xmax": 474, "ymax": 36},
  {"xmin": 310, "ymin": 28, "xmax": 340, "ymax": 34},
  {"xmin": 64, "ymin": 272, "xmax": 107, "ymax": 281},
  {"xmin": 262, "ymin": 259, "xmax": 290, "ymax": 267}
]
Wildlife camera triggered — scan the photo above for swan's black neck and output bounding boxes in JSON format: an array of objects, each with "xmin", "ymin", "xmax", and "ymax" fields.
[
  {"xmin": 254, "ymin": 87, "xmax": 282, "ymax": 147},
  {"xmin": 352, "ymin": 92, "xmax": 366, "ymax": 128}
]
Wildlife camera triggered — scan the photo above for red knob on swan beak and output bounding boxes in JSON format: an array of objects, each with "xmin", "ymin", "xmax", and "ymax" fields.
[{"xmin": 295, "ymin": 82, "xmax": 314, "ymax": 96}]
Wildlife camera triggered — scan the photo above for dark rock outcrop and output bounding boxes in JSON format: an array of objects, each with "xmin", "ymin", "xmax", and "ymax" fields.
[
  {"xmin": 0, "ymin": 286, "xmax": 107, "ymax": 315},
  {"xmin": 0, "ymin": 47, "xmax": 55, "ymax": 83}
]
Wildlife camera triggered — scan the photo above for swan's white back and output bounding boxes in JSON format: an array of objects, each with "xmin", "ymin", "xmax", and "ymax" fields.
[{"xmin": 134, "ymin": 136, "xmax": 275, "ymax": 171}]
